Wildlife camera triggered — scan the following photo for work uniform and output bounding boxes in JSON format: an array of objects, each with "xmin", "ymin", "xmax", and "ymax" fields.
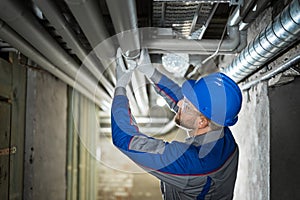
[{"xmin": 111, "ymin": 70, "xmax": 239, "ymax": 200}]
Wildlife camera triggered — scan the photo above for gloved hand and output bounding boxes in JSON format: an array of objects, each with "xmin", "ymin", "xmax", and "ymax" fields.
[
  {"xmin": 115, "ymin": 48, "xmax": 133, "ymax": 89},
  {"xmin": 137, "ymin": 48, "xmax": 155, "ymax": 78}
]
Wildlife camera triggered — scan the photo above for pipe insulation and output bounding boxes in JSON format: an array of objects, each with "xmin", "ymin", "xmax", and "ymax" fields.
[
  {"xmin": 0, "ymin": 0, "xmax": 104, "ymax": 98},
  {"xmin": 106, "ymin": 0, "xmax": 140, "ymax": 59},
  {"xmin": 0, "ymin": 20, "xmax": 110, "ymax": 110},
  {"xmin": 34, "ymin": 0, "xmax": 114, "ymax": 97},
  {"xmin": 64, "ymin": 0, "xmax": 116, "ymax": 82},
  {"xmin": 66, "ymin": 0, "xmax": 142, "ymax": 115},
  {"xmin": 223, "ymin": 0, "xmax": 300, "ymax": 82},
  {"xmin": 106, "ymin": 0, "xmax": 149, "ymax": 115},
  {"xmin": 143, "ymin": 26, "xmax": 240, "ymax": 53}
]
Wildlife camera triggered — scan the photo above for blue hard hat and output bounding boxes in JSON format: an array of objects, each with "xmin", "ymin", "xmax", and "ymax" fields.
[{"xmin": 182, "ymin": 72, "xmax": 242, "ymax": 126}]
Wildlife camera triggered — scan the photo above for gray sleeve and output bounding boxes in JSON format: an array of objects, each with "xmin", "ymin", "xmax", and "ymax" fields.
[
  {"xmin": 150, "ymin": 69, "xmax": 163, "ymax": 83},
  {"xmin": 129, "ymin": 135, "xmax": 166, "ymax": 154},
  {"xmin": 114, "ymin": 86, "xmax": 127, "ymax": 96}
]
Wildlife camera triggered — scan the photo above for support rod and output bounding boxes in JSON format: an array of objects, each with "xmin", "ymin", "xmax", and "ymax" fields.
[{"xmin": 241, "ymin": 54, "xmax": 300, "ymax": 90}]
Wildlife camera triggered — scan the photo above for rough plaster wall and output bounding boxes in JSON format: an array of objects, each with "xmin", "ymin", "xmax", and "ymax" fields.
[
  {"xmin": 220, "ymin": 6, "xmax": 274, "ymax": 200},
  {"xmin": 24, "ymin": 69, "xmax": 67, "ymax": 200},
  {"xmin": 232, "ymin": 82, "xmax": 270, "ymax": 200}
]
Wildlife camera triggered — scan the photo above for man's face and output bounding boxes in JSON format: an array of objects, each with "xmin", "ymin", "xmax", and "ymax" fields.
[{"xmin": 174, "ymin": 98, "xmax": 201, "ymax": 131}]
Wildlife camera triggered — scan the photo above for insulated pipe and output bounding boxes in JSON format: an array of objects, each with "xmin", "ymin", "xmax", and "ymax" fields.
[
  {"xmin": 106, "ymin": 0, "xmax": 149, "ymax": 115},
  {"xmin": 143, "ymin": 26, "xmax": 240, "ymax": 53},
  {"xmin": 64, "ymin": 0, "xmax": 116, "ymax": 83},
  {"xmin": 0, "ymin": 20, "xmax": 110, "ymax": 110},
  {"xmin": 64, "ymin": 0, "xmax": 108, "ymax": 49},
  {"xmin": 241, "ymin": 53, "xmax": 300, "ymax": 90},
  {"xmin": 223, "ymin": 0, "xmax": 300, "ymax": 82},
  {"xmin": 106, "ymin": 0, "xmax": 141, "ymax": 59},
  {"xmin": 65, "ymin": 0, "xmax": 144, "ymax": 114},
  {"xmin": 34, "ymin": 0, "xmax": 114, "ymax": 97},
  {"xmin": 0, "ymin": 0, "xmax": 102, "ymax": 98}
]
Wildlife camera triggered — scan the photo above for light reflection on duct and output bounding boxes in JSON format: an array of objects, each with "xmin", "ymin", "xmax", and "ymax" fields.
[{"xmin": 223, "ymin": 0, "xmax": 300, "ymax": 83}]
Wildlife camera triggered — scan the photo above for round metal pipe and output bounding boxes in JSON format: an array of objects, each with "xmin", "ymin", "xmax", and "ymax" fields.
[
  {"xmin": 64, "ymin": 0, "xmax": 116, "ymax": 88},
  {"xmin": 241, "ymin": 53, "xmax": 300, "ymax": 90},
  {"xmin": 222, "ymin": 0, "xmax": 300, "ymax": 83},
  {"xmin": 105, "ymin": 0, "xmax": 140, "ymax": 59},
  {"xmin": 65, "ymin": 0, "xmax": 109, "ymax": 48},
  {"xmin": 105, "ymin": 0, "xmax": 149, "ymax": 115}
]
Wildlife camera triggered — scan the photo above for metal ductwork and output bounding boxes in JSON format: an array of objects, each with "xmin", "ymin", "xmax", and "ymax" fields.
[{"xmin": 223, "ymin": 0, "xmax": 300, "ymax": 83}]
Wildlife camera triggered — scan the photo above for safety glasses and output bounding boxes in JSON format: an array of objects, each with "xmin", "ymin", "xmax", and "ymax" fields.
[{"xmin": 181, "ymin": 98, "xmax": 201, "ymax": 116}]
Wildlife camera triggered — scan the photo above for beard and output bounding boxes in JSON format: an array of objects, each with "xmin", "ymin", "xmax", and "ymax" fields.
[{"xmin": 174, "ymin": 111, "xmax": 194, "ymax": 131}]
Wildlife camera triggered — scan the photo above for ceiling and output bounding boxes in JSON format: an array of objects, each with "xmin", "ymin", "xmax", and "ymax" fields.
[{"xmin": 1, "ymin": 0, "xmax": 299, "ymax": 135}]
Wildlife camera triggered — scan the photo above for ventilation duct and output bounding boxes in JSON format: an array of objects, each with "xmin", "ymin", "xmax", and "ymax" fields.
[{"xmin": 223, "ymin": 0, "xmax": 300, "ymax": 82}]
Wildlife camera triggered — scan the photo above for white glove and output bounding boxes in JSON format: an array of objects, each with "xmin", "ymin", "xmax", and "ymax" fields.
[
  {"xmin": 137, "ymin": 48, "xmax": 155, "ymax": 78},
  {"xmin": 115, "ymin": 48, "xmax": 133, "ymax": 88}
]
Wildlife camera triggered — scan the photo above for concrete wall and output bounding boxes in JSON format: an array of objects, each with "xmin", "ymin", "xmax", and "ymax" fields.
[
  {"xmin": 24, "ymin": 69, "xmax": 67, "ymax": 200},
  {"xmin": 221, "ymin": 6, "xmax": 274, "ymax": 200},
  {"xmin": 232, "ymin": 82, "xmax": 270, "ymax": 200},
  {"xmin": 224, "ymin": 1, "xmax": 300, "ymax": 199}
]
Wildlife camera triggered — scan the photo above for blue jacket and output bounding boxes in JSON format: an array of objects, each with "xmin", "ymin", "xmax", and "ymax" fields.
[{"xmin": 111, "ymin": 71, "xmax": 238, "ymax": 199}]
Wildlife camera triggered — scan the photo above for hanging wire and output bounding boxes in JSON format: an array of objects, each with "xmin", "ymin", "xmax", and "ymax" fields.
[{"xmin": 186, "ymin": 6, "xmax": 235, "ymax": 78}]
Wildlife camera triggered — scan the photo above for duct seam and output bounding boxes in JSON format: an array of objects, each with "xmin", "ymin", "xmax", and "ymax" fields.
[{"xmin": 223, "ymin": 0, "xmax": 300, "ymax": 82}]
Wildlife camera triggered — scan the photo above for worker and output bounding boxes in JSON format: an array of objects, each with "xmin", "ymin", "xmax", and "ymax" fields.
[{"xmin": 111, "ymin": 48, "xmax": 242, "ymax": 200}]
